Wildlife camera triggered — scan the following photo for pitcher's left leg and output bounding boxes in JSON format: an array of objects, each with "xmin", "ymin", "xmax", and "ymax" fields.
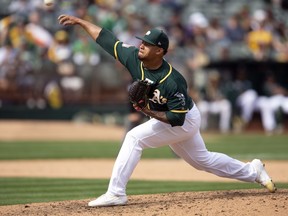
[
  {"xmin": 170, "ymin": 131, "xmax": 276, "ymax": 192},
  {"xmin": 169, "ymin": 131, "xmax": 256, "ymax": 182}
]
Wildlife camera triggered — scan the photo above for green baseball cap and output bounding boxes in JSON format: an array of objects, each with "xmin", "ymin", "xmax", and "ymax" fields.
[{"xmin": 136, "ymin": 28, "xmax": 169, "ymax": 52}]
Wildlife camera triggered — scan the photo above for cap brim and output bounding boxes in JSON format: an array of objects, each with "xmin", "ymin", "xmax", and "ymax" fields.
[{"xmin": 135, "ymin": 36, "xmax": 156, "ymax": 46}]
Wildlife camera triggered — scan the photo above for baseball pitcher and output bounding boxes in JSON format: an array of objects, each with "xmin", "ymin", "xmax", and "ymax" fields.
[{"xmin": 58, "ymin": 14, "xmax": 276, "ymax": 207}]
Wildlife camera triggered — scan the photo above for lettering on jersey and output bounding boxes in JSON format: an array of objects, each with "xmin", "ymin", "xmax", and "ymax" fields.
[
  {"xmin": 174, "ymin": 92, "xmax": 186, "ymax": 106},
  {"xmin": 150, "ymin": 89, "xmax": 167, "ymax": 105}
]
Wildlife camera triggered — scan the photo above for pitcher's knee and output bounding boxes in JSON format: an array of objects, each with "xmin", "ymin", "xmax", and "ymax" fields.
[{"xmin": 123, "ymin": 130, "xmax": 144, "ymax": 151}]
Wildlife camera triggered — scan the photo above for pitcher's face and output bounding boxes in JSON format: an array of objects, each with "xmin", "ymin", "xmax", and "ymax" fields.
[{"xmin": 138, "ymin": 41, "xmax": 160, "ymax": 61}]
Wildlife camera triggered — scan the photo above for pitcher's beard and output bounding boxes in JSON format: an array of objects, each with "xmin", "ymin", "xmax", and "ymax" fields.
[{"xmin": 138, "ymin": 53, "xmax": 144, "ymax": 61}]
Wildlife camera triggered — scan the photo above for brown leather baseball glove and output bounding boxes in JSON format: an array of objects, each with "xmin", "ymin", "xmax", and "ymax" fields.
[{"xmin": 128, "ymin": 80, "xmax": 151, "ymax": 111}]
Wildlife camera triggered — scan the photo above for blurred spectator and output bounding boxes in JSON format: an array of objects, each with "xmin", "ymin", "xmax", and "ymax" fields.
[
  {"xmin": 72, "ymin": 29, "xmax": 101, "ymax": 67},
  {"xmin": 256, "ymin": 72, "xmax": 287, "ymax": 134},
  {"xmin": 224, "ymin": 69, "xmax": 259, "ymax": 132},
  {"xmin": 272, "ymin": 21, "xmax": 288, "ymax": 62},
  {"xmin": 224, "ymin": 15, "xmax": 246, "ymax": 42},
  {"xmin": 206, "ymin": 17, "xmax": 226, "ymax": 45},
  {"xmin": 281, "ymin": 96, "xmax": 288, "ymax": 127},
  {"xmin": 48, "ymin": 30, "xmax": 72, "ymax": 63},
  {"xmin": 44, "ymin": 80, "xmax": 63, "ymax": 109},
  {"xmin": 60, "ymin": 74, "xmax": 84, "ymax": 103},
  {"xmin": 0, "ymin": 40, "xmax": 18, "ymax": 96},
  {"xmin": 25, "ymin": 10, "xmax": 54, "ymax": 48},
  {"xmin": 0, "ymin": 16, "xmax": 13, "ymax": 45},
  {"xmin": 196, "ymin": 71, "xmax": 232, "ymax": 133},
  {"xmin": 246, "ymin": 10, "xmax": 274, "ymax": 60},
  {"xmin": 37, "ymin": 2, "xmax": 62, "ymax": 35},
  {"xmin": 236, "ymin": 4, "xmax": 252, "ymax": 32},
  {"xmin": 8, "ymin": 0, "xmax": 35, "ymax": 16},
  {"xmin": 186, "ymin": 12, "xmax": 208, "ymax": 44},
  {"xmin": 185, "ymin": 38, "xmax": 210, "ymax": 90},
  {"xmin": 117, "ymin": 23, "xmax": 141, "ymax": 47},
  {"xmin": 5, "ymin": 14, "xmax": 29, "ymax": 50}
]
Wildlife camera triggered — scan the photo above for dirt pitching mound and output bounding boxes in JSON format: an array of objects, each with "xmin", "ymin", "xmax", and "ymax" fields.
[{"xmin": 1, "ymin": 189, "xmax": 287, "ymax": 216}]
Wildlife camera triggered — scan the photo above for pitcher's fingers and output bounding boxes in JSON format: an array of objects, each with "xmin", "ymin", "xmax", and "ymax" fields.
[
  {"xmin": 58, "ymin": 15, "xmax": 70, "ymax": 24},
  {"xmin": 58, "ymin": 14, "xmax": 67, "ymax": 21}
]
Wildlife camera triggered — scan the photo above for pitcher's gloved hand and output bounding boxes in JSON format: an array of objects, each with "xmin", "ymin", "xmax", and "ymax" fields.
[{"xmin": 128, "ymin": 80, "xmax": 151, "ymax": 111}]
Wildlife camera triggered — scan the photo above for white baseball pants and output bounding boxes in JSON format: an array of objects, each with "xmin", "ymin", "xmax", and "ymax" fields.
[{"xmin": 107, "ymin": 105, "xmax": 257, "ymax": 196}]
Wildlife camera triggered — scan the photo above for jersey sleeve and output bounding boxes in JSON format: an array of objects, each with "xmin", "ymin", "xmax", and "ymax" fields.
[
  {"xmin": 166, "ymin": 80, "xmax": 191, "ymax": 112},
  {"xmin": 165, "ymin": 90, "xmax": 189, "ymax": 127},
  {"xmin": 165, "ymin": 78, "xmax": 193, "ymax": 127},
  {"xmin": 96, "ymin": 29, "xmax": 136, "ymax": 65},
  {"xmin": 166, "ymin": 111, "xmax": 186, "ymax": 127}
]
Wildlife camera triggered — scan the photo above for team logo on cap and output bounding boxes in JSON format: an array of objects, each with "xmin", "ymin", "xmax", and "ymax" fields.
[{"xmin": 146, "ymin": 31, "xmax": 151, "ymax": 35}]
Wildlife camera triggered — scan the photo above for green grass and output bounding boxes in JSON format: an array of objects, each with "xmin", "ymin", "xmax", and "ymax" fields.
[
  {"xmin": 0, "ymin": 134, "xmax": 287, "ymax": 160},
  {"xmin": 1, "ymin": 177, "xmax": 287, "ymax": 206},
  {"xmin": 0, "ymin": 133, "xmax": 287, "ymax": 206},
  {"xmin": 0, "ymin": 141, "xmax": 121, "ymax": 160},
  {"xmin": 203, "ymin": 134, "xmax": 288, "ymax": 160}
]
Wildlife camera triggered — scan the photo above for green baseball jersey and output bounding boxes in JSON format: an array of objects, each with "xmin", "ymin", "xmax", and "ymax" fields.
[{"xmin": 96, "ymin": 28, "xmax": 194, "ymax": 126}]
